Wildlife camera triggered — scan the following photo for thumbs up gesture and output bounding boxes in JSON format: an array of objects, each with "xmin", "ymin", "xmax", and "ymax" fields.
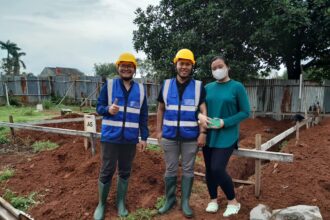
[{"xmin": 109, "ymin": 98, "xmax": 120, "ymax": 115}]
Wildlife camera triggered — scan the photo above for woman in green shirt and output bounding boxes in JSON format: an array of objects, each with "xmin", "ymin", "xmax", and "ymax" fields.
[{"xmin": 198, "ymin": 56, "xmax": 250, "ymax": 217}]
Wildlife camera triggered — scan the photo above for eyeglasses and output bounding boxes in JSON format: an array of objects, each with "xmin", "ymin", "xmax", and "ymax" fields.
[{"xmin": 119, "ymin": 64, "xmax": 135, "ymax": 69}]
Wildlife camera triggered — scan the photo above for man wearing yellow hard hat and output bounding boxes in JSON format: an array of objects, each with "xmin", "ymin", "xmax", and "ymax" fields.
[
  {"xmin": 94, "ymin": 52, "xmax": 149, "ymax": 219},
  {"xmin": 156, "ymin": 49, "xmax": 207, "ymax": 218}
]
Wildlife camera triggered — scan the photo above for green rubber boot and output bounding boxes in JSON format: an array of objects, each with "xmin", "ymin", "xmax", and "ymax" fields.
[
  {"xmin": 93, "ymin": 180, "xmax": 111, "ymax": 220},
  {"xmin": 181, "ymin": 176, "xmax": 194, "ymax": 218},
  {"xmin": 158, "ymin": 176, "xmax": 177, "ymax": 214},
  {"xmin": 116, "ymin": 177, "xmax": 129, "ymax": 217}
]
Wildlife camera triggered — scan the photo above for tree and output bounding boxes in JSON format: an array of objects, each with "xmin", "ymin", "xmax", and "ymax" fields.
[
  {"xmin": 94, "ymin": 63, "xmax": 117, "ymax": 81},
  {"xmin": 249, "ymin": 0, "xmax": 330, "ymax": 79},
  {"xmin": 0, "ymin": 40, "xmax": 26, "ymax": 75},
  {"xmin": 137, "ymin": 58, "xmax": 158, "ymax": 82},
  {"xmin": 12, "ymin": 51, "xmax": 26, "ymax": 75},
  {"xmin": 133, "ymin": 0, "xmax": 330, "ymax": 80}
]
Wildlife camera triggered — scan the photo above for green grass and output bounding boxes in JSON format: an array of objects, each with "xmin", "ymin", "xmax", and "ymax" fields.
[
  {"xmin": 155, "ymin": 196, "xmax": 165, "ymax": 210},
  {"xmin": 0, "ymin": 105, "xmax": 95, "ymax": 123},
  {"xmin": 0, "ymin": 106, "xmax": 50, "ymax": 122},
  {"xmin": 2, "ymin": 189, "xmax": 37, "ymax": 211},
  {"xmin": 0, "ymin": 168, "xmax": 15, "ymax": 182},
  {"xmin": 195, "ymin": 154, "xmax": 204, "ymax": 164},
  {"xmin": 0, "ymin": 127, "xmax": 10, "ymax": 144},
  {"xmin": 146, "ymin": 144, "xmax": 161, "ymax": 152},
  {"xmin": 41, "ymin": 99, "xmax": 53, "ymax": 110},
  {"xmin": 279, "ymin": 140, "xmax": 288, "ymax": 150},
  {"xmin": 32, "ymin": 140, "xmax": 59, "ymax": 152},
  {"xmin": 124, "ymin": 208, "xmax": 157, "ymax": 220}
]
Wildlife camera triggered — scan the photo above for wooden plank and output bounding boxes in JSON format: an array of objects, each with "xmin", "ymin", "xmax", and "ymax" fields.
[
  {"xmin": 260, "ymin": 126, "xmax": 296, "ymax": 151},
  {"xmin": 26, "ymin": 116, "xmax": 102, "ymax": 125},
  {"xmin": 233, "ymin": 148, "xmax": 293, "ymax": 162},
  {"xmin": 0, "ymin": 122, "xmax": 92, "ymax": 138},
  {"xmin": 145, "ymin": 138, "xmax": 293, "ymax": 162},
  {"xmin": 255, "ymin": 134, "xmax": 262, "ymax": 197},
  {"xmin": 0, "ymin": 123, "xmax": 294, "ymax": 162},
  {"xmin": 194, "ymin": 172, "xmax": 254, "ymax": 185},
  {"xmin": 0, "ymin": 197, "xmax": 34, "ymax": 220},
  {"xmin": 260, "ymin": 118, "xmax": 311, "ymax": 151}
]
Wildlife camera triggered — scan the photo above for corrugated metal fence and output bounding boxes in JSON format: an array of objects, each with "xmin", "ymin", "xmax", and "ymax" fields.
[
  {"xmin": 245, "ymin": 79, "xmax": 330, "ymax": 114},
  {"xmin": 0, "ymin": 76, "xmax": 160, "ymax": 106},
  {"xmin": 0, "ymin": 76, "xmax": 329, "ymax": 113}
]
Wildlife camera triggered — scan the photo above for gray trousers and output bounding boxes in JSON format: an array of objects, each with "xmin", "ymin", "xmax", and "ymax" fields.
[
  {"xmin": 161, "ymin": 138, "xmax": 198, "ymax": 177},
  {"xmin": 99, "ymin": 142, "xmax": 136, "ymax": 184}
]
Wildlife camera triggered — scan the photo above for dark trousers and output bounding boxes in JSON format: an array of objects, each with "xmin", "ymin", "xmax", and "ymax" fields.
[
  {"xmin": 99, "ymin": 142, "xmax": 136, "ymax": 184},
  {"xmin": 202, "ymin": 143, "xmax": 236, "ymax": 200}
]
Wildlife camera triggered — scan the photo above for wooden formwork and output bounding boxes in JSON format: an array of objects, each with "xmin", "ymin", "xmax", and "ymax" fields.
[{"xmin": 1, "ymin": 115, "xmax": 312, "ymax": 197}]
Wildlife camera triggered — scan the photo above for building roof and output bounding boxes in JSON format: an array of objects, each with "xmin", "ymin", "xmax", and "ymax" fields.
[{"xmin": 40, "ymin": 67, "xmax": 85, "ymax": 77}]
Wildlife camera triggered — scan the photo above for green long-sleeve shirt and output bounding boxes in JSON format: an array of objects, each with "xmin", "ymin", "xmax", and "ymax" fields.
[{"xmin": 205, "ymin": 79, "xmax": 250, "ymax": 148}]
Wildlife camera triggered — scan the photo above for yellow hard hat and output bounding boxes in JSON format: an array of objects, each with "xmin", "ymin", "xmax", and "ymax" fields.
[
  {"xmin": 115, "ymin": 52, "xmax": 137, "ymax": 68},
  {"xmin": 173, "ymin": 49, "xmax": 195, "ymax": 65}
]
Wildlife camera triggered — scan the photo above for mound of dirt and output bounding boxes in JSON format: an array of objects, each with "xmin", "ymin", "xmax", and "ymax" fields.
[{"xmin": 51, "ymin": 113, "xmax": 84, "ymax": 119}]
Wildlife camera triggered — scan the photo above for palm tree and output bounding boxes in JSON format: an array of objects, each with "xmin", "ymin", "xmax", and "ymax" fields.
[
  {"xmin": 0, "ymin": 40, "xmax": 24, "ymax": 75},
  {"xmin": 12, "ymin": 51, "xmax": 26, "ymax": 75}
]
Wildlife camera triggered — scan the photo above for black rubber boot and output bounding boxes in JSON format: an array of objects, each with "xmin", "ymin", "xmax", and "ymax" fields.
[
  {"xmin": 116, "ymin": 177, "xmax": 129, "ymax": 217},
  {"xmin": 93, "ymin": 180, "xmax": 111, "ymax": 220},
  {"xmin": 181, "ymin": 176, "xmax": 194, "ymax": 218},
  {"xmin": 158, "ymin": 176, "xmax": 177, "ymax": 214}
]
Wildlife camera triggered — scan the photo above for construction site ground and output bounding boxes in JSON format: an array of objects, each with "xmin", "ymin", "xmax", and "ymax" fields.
[{"xmin": 0, "ymin": 114, "xmax": 329, "ymax": 219}]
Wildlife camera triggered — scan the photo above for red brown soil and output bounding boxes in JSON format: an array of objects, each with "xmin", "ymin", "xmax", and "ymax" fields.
[{"xmin": 0, "ymin": 115, "xmax": 329, "ymax": 220}]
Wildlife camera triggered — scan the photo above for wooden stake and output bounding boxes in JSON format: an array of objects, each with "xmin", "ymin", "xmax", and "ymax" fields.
[
  {"xmin": 255, "ymin": 134, "xmax": 262, "ymax": 197},
  {"xmin": 194, "ymin": 171, "xmax": 254, "ymax": 185},
  {"xmin": 295, "ymin": 121, "xmax": 300, "ymax": 146},
  {"xmin": 90, "ymin": 132, "xmax": 96, "ymax": 156},
  {"xmin": 9, "ymin": 115, "xmax": 15, "ymax": 138},
  {"xmin": 84, "ymin": 138, "xmax": 90, "ymax": 150},
  {"xmin": 305, "ymin": 112, "xmax": 309, "ymax": 129}
]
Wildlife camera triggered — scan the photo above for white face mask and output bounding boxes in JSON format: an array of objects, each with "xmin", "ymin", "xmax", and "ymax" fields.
[{"xmin": 212, "ymin": 68, "xmax": 228, "ymax": 80}]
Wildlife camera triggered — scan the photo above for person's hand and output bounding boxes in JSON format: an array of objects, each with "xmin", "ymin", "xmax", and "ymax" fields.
[
  {"xmin": 219, "ymin": 119, "xmax": 224, "ymax": 128},
  {"xmin": 108, "ymin": 98, "xmax": 119, "ymax": 115},
  {"xmin": 197, "ymin": 133, "xmax": 206, "ymax": 147},
  {"xmin": 137, "ymin": 140, "xmax": 147, "ymax": 152},
  {"xmin": 198, "ymin": 113, "xmax": 211, "ymax": 128},
  {"xmin": 156, "ymin": 131, "xmax": 162, "ymax": 145}
]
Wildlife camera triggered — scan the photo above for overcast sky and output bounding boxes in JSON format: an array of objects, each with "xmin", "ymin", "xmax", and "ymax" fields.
[{"xmin": 0, "ymin": 0, "xmax": 159, "ymax": 75}]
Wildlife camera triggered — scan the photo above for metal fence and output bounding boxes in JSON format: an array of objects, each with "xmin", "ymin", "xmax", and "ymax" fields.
[
  {"xmin": 0, "ymin": 76, "xmax": 329, "ymax": 114},
  {"xmin": 245, "ymin": 79, "xmax": 329, "ymax": 114},
  {"xmin": 0, "ymin": 76, "xmax": 160, "ymax": 106}
]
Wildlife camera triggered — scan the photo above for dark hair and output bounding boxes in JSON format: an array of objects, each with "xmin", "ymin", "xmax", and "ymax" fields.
[{"xmin": 211, "ymin": 55, "xmax": 229, "ymax": 67}]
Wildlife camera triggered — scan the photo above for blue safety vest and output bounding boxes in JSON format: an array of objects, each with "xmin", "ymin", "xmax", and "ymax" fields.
[
  {"xmin": 101, "ymin": 79, "xmax": 145, "ymax": 141},
  {"xmin": 162, "ymin": 78, "xmax": 201, "ymax": 139}
]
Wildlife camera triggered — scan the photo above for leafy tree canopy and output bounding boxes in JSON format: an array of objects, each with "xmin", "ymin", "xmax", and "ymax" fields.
[
  {"xmin": 133, "ymin": 0, "xmax": 330, "ymax": 81},
  {"xmin": 94, "ymin": 62, "xmax": 117, "ymax": 80}
]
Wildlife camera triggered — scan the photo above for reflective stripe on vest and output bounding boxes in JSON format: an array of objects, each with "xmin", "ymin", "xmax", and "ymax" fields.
[
  {"xmin": 163, "ymin": 119, "xmax": 198, "ymax": 127},
  {"xmin": 102, "ymin": 119, "xmax": 139, "ymax": 128}
]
